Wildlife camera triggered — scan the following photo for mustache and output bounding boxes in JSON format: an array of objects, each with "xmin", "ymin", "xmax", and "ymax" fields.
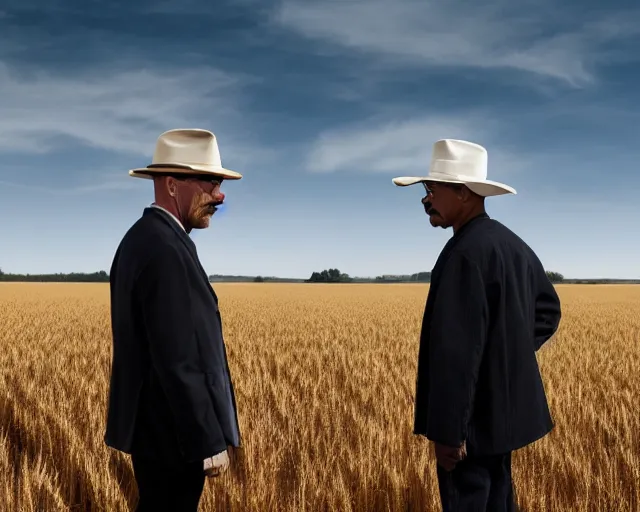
[{"xmin": 423, "ymin": 200, "xmax": 439, "ymax": 216}]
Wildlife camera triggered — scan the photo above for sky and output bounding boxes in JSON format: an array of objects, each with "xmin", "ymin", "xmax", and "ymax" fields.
[{"xmin": 0, "ymin": 0, "xmax": 639, "ymax": 279}]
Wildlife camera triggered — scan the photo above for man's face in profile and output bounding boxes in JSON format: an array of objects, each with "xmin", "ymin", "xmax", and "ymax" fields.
[
  {"xmin": 170, "ymin": 176, "xmax": 226, "ymax": 230},
  {"xmin": 421, "ymin": 181, "xmax": 464, "ymax": 229}
]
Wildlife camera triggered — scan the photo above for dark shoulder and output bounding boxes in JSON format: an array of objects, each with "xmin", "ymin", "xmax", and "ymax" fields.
[
  {"xmin": 115, "ymin": 211, "xmax": 184, "ymax": 269},
  {"xmin": 452, "ymin": 217, "xmax": 538, "ymax": 266}
]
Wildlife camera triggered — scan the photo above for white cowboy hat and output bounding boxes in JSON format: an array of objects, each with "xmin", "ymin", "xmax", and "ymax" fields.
[
  {"xmin": 129, "ymin": 128, "xmax": 242, "ymax": 180},
  {"xmin": 392, "ymin": 139, "xmax": 515, "ymax": 196}
]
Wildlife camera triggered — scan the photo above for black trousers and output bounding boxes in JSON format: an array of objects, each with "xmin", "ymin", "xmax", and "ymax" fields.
[
  {"xmin": 131, "ymin": 455, "xmax": 205, "ymax": 512},
  {"xmin": 436, "ymin": 452, "xmax": 517, "ymax": 511}
]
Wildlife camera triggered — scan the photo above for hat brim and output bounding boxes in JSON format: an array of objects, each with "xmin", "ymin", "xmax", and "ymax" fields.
[
  {"xmin": 129, "ymin": 163, "xmax": 242, "ymax": 180},
  {"xmin": 392, "ymin": 176, "xmax": 516, "ymax": 197}
]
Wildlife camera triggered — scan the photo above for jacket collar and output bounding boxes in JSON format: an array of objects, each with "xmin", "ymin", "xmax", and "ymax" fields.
[
  {"xmin": 143, "ymin": 207, "xmax": 219, "ymax": 304},
  {"xmin": 453, "ymin": 211, "xmax": 489, "ymax": 238},
  {"xmin": 149, "ymin": 203, "xmax": 185, "ymax": 232}
]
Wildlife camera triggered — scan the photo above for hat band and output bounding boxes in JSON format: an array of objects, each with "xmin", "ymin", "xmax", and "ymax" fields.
[
  {"xmin": 147, "ymin": 162, "xmax": 224, "ymax": 169},
  {"xmin": 430, "ymin": 159, "xmax": 487, "ymax": 181}
]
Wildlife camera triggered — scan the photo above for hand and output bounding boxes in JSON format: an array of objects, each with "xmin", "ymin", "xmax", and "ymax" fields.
[
  {"xmin": 434, "ymin": 440, "xmax": 467, "ymax": 472},
  {"xmin": 204, "ymin": 449, "xmax": 230, "ymax": 478}
]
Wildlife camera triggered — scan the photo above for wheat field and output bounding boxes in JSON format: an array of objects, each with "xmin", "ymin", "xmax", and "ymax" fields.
[{"xmin": 0, "ymin": 282, "xmax": 638, "ymax": 511}]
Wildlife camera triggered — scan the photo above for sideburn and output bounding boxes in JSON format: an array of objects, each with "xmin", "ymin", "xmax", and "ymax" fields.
[{"xmin": 172, "ymin": 182, "xmax": 198, "ymax": 226}]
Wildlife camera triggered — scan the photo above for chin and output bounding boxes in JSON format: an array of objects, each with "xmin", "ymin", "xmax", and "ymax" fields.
[
  {"xmin": 429, "ymin": 217, "xmax": 450, "ymax": 229},
  {"xmin": 428, "ymin": 215, "xmax": 443, "ymax": 227},
  {"xmin": 190, "ymin": 216, "xmax": 212, "ymax": 229}
]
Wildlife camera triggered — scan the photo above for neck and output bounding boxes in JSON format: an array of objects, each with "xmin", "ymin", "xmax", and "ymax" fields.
[
  {"xmin": 452, "ymin": 204, "xmax": 486, "ymax": 234},
  {"xmin": 153, "ymin": 199, "xmax": 191, "ymax": 233}
]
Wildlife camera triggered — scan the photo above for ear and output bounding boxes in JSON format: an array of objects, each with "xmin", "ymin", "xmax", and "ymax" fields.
[
  {"xmin": 166, "ymin": 176, "xmax": 178, "ymax": 197},
  {"xmin": 459, "ymin": 185, "xmax": 473, "ymax": 203}
]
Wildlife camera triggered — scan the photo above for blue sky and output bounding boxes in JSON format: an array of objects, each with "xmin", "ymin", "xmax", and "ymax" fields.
[{"xmin": 0, "ymin": 0, "xmax": 639, "ymax": 279}]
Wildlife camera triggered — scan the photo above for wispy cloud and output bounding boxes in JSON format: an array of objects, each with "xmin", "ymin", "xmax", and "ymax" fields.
[
  {"xmin": 304, "ymin": 113, "xmax": 524, "ymax": 179},
  {"xmin": 0, "ymin": 170, "xmax": 138, "ymax": 195},
  {"xmin": 273, "ymin": 0, "xmax": 640, "ymax": 87},
  {"xmin": 143, "ymin": 0, "xmax": 261, "ymax": 14},
  {"xmin": 0, "ymin": 61, "xmax": 254, "ymax": 157}
]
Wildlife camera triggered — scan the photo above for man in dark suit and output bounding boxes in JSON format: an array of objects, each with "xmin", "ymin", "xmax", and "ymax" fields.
[
  {"xmin": 105, "ymin": 129, "xmax": 243, "ymax": 511},
  {"xmin": 393, "ymin": 139, "xmax": 562, "ymax": 511}
]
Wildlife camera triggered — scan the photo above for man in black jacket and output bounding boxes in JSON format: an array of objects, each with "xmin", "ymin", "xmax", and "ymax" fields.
[
  {"xmin": 105, "ymin": 129, "xmax": 243, "ymax": 511},
  {"xmin": 393, "ymin": 139, "xmax": 562, "ymax": 511}
]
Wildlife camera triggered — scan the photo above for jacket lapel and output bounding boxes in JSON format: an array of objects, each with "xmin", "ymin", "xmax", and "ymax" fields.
[{"xmin": 143, "ymin": 208, "xmax": 219, "ymax": 304}]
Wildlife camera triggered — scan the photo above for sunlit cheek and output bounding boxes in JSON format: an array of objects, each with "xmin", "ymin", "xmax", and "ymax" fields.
[
  {"xmin": 195, "ymin": 192, "xmax": 208, "ymax": 208},
  {"xmin": 203, "ymin": 190, "xmax": 215, "ymax": 204},
  {"xmin": 186, "ymin": 195, "xmax": 201, "ymax": 220}
]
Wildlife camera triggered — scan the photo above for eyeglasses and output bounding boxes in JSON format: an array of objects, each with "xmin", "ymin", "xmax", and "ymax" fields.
[
  {"xmin": 422, "ymin": 182, "xmax": 461, "ymax": 196},
  {"xmin": 156, "ymin": 172, "xmax": 223, "ymax": 187},
  {"xmin": 191, "ymin": 177, "xmax": 223, "ymax": 192},
  {"xmin": 192, "ymin": 177, "xmax": 223, "ymax": 187}
]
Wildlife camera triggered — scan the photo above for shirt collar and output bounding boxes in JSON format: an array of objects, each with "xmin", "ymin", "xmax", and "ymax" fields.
[
  {"xmin": 453, "ymin": 212, "xmax": 489, "ymax": 238},
  {"xmin": 149, "ymin": 204, "xmax": 185, "ymax": 232}
]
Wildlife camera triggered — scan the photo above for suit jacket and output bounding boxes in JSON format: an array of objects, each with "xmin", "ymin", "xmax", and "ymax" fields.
[
  {"xmin": 414, "ymin": 213, "xmax": 561, "ymax": 456},
  {"xmin": 104, "ymin": 207, "xmax": 241, "ymax": 465}
]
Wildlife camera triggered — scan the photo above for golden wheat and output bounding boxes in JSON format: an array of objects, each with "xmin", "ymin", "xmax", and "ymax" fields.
[{"xmin": 0, "ymin": 282, "xmax": 638, "ymax": 511}]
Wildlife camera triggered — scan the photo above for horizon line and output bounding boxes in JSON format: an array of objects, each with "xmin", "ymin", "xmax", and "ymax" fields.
[{"xmin": 1, "ymin": 270, "xmax": 639, "ymax": 282}]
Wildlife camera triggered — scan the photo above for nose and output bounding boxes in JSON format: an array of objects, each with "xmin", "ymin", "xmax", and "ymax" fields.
[{"xmin": 215, "ymin": 190, "xmax": 225, "ymax": 202}]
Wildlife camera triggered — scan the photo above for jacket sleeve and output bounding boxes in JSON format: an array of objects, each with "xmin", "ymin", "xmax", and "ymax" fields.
[
  {"xmin": 136, "ymin": 244, "xmax": 227, "ymax": 461},
  {"xmin": 425, "ymin": 252, "xmax": 488, "ymax": 447},
  {"xmin": 533, "ymin": 267, "xmax": 562, "ymax": 351}
]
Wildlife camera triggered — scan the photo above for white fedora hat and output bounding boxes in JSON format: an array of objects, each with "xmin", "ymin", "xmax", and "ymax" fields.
[
  {"xmin": 392, "ymin": 139, "xmax": 515, "ymax": 196},
  {"xmin": 129, "ymin": 128, "xmax": 242, "ymax": 180}
]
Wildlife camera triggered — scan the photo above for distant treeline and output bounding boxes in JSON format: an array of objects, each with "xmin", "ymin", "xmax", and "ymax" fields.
[
  {"xmin": 210, "ymin": 274, "xmax": 305, "ymax": 283},
  {"xmin": 0, "ymin": 269, "xmax": 109, "ymax": 282},
  {"xmin": 0, "ymin": 268, "xmax": 637, "ymax": 284}
]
